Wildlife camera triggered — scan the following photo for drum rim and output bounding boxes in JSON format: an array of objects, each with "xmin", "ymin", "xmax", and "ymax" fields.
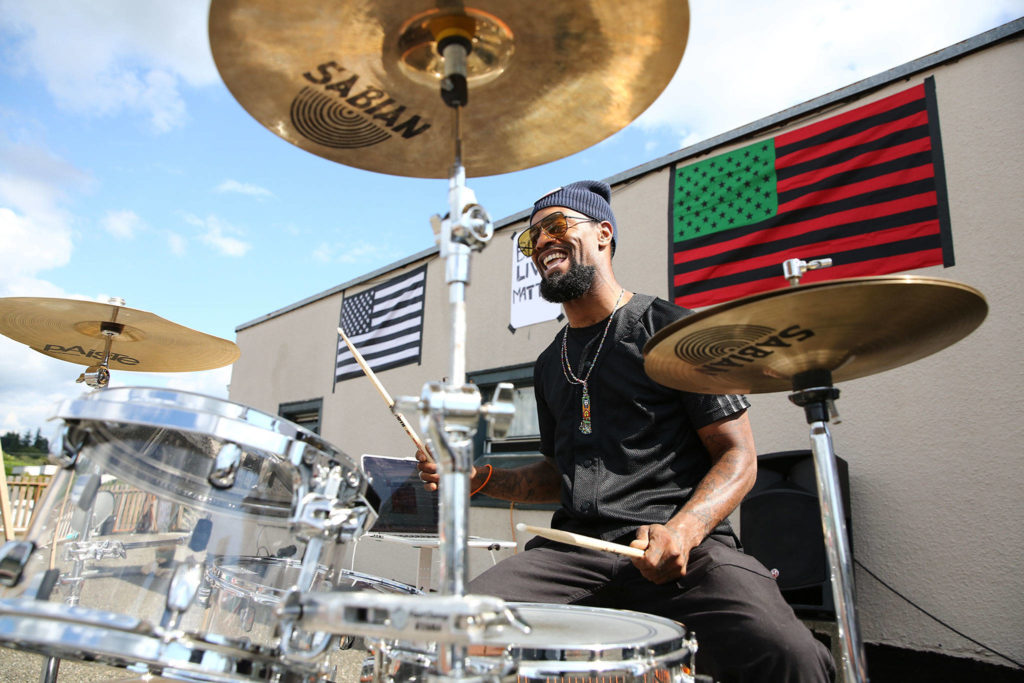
[
  {"xmin": 338, "ymin": 568, "xmax": 424, "ymax": 595},
  {"xmin": 53, "ymin": 386, "xmax": 351, "ymax": 468},
  {"xmin": 0, "ymin": 598, "xmax": 323, "ymax": 680},
  {"xmin": 206, "ymin": 555, "xmax": 333, "ymax": 600},
  {"xmin": 51, "ymin": 386, "xmax": 367, "ymax": 520},
  {"xmin": 497, "ymin": 602, "xmax": 693, "ymax": 664}
]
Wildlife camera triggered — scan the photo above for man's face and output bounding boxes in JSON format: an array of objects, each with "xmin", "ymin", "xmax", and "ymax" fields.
[{"xmin": 528, "ymin": 207, "xmax": 601, "ymax": 303}]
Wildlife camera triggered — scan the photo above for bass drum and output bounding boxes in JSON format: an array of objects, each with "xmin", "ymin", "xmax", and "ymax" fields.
[
  {"xmin": 0, "ymin": 387, "xmax": 371, "ymax": 682},
  {"xmin": 374, "ymin": 602, "xmax": 698, "ymax": 682}
]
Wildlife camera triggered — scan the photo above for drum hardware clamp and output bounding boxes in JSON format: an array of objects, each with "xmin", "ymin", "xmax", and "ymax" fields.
[{"xmin": 782, "ymin": 256, "xmax": 834, "ymax": 286}]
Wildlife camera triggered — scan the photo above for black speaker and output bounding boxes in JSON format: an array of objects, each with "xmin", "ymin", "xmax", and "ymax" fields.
[{"xmin": 740, "ymin": 450, "xmax": 851, "ymax": 618}]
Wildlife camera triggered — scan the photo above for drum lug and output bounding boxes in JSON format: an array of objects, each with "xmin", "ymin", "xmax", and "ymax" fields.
[
  {"xmin": 685, "ymin": 630, "xmax": 700, "ymax": 676},
  {"xmin": 0, "ymin": 540, "xmax": 35, "ymax": 587},
  {"xmin": 292, "ymin": 464, "xmax": 371, "ymax": 544},
  {"xmin": 209, "ymin": 442, "xmax": 242, "ymax": 488},
  {"xmin": 161, "ymin": 558, "xmax": 204, "ymax": 631}
]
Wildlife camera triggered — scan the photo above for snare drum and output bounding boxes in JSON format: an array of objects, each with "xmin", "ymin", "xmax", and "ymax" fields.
[
  {"xmin": 203, "ymin": 556, "xmax": 335, "ymax": 647},
  {"xmin": 0, "ymin": 387, "xmax": 371, "ymax": 682},
  {"xmin": 375, "ymin": 602, "xmax": 698, "ymax": 682}
]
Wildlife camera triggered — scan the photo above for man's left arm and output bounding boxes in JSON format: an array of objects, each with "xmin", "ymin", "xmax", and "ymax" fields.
[{"xmin": 630, "ymin": 409, "xmax": 757, "ymax": 584}]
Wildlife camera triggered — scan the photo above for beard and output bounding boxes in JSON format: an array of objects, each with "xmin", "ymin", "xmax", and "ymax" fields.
[{"xmin": 539, "ymin": 261, "xmax": 596, "ymax": 303}]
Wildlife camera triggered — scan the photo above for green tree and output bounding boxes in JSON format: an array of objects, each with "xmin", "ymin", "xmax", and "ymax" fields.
[
  {"xmin": 32, "ymin": 429, "xmax": 49, "ymax": 453},
  {"xmin": 1, "ymin": 431, "xmax": 19, "ymax": 452}
]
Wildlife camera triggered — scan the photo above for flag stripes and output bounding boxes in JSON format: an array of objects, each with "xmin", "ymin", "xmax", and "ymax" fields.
[
  {"xmin": 335, "ymin": 265, "xmax": 426, "ymax": 383},
  {"xmin": 669, "ymin": 79, "xmax": 953, "ymax": 309}
]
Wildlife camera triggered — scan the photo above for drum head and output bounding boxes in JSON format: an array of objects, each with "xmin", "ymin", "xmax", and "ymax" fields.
[{"xmin": 495, "ymin": 603, "xmax": 689, "ymax": 662}]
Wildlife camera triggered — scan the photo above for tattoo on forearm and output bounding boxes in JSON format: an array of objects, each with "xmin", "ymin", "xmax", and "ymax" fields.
[
  {"xmin": 679, "ymin": 419, "xmax": 755, "ymax": 538},
  {"xmin": 482, "ymin": 460, "xmax": 561, "ymax": 503}
]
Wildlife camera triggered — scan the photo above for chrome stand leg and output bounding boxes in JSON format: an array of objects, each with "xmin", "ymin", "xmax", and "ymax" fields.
[
  {"xmin": 790, "ymin": 371, "xmax": 869, "ymax": 683},
  {"xmin": 39, "ymin": 656, "xmax": 59, "ymax": 683}
]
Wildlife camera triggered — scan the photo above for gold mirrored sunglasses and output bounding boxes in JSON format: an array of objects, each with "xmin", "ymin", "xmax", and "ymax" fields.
[{"xmin": 517, "ymin": 212, "xmax": 597, "ymax": 257}]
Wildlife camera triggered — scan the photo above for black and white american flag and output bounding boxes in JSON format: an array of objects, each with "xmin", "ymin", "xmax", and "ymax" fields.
[{"xmin": 335, "ymin": 265, "xmax": 427, "ymax": 383}]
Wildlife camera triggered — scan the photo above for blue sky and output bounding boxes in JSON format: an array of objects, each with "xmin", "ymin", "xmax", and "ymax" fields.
[{"xmin": 1, "ymin": 0, "xmax": 1021, "ymax": 440}]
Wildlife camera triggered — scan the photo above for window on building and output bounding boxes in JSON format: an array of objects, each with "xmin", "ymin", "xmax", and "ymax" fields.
[
  {"xmin": 278, "ymin": 398, "xmax": 323, "ymax": 435},
  {"xmin": 467, "ymin": 363, "xmax": 555, "ymax": 510}
]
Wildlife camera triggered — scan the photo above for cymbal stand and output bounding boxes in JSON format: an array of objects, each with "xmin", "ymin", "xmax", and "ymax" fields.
[
  {"xmin": 788, "ymin": 369, "xmax": 868, "ymax": 683},
  {"xmin": 397, "ymin": 32, "xmax": 515, "ymax": 679},
  {"xmin": 75, "ymin": 297, "xmax": 127, "ymax": 389}
]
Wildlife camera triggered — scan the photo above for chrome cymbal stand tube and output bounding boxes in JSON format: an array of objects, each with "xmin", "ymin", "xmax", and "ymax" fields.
[
  {"xmin": 396, "ymin": 32, "xmax": 515, "ymax": 680},
  {"xmin": 789, "ymin": 369, "xmax": 868, "ymax": 683}
]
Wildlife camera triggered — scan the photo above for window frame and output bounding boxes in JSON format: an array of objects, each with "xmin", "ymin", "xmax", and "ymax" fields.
[
  {"xmin": 278, "ymin": 397, "xmax": 324, "ymax": 435},
  {"xmin": 467, "ymin": 363, "xmax": 556, "ymax": 511}
]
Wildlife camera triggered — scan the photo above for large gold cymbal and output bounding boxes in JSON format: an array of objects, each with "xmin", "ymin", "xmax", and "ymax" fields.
[
  {"xmin": 643, "ymin": 276, "xmax": 988, "ymax": 394},
  {"xmin": 0, "ymin": 297, "xmax": 240, "ymax": 373},
  {"xmin": 208, "ymin": 0, "xmax": 689, "ymax": 178}
]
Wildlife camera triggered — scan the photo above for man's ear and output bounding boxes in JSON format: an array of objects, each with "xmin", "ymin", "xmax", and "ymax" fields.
[{"xmin": 596, "ymin": 221, "xmax": 614, "ymax": 248}]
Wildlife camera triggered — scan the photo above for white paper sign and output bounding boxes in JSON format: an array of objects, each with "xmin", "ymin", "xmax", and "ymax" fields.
[{"xmin": 510, "ymin": 230, "xmax": 561, "ymax": 330}]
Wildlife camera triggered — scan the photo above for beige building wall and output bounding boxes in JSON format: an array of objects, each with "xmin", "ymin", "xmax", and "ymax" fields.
[{"xmin": 230, "ymin": 27, "xmax": 1024, "ymax": 666}]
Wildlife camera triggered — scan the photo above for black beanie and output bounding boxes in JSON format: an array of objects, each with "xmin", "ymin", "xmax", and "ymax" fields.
[{"xmin": 530, "ymin": 180, "xmax": 617, "ymax": 249}]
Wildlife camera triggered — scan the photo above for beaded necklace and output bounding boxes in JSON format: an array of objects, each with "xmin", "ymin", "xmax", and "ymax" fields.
[{"xmin": 560, "ymin": 288, "xmax": 626, "ymax": 434}]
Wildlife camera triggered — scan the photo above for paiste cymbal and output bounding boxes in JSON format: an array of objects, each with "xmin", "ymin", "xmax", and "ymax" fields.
[
  {"xmin": 0, "ymin": 297, "xmax": 240, "ymax": 373},
  {"xmin": 643, "ymin": 276, "xmax": 988, "ymax": 394},
  {"xmin": 208, "ymin": 0, "xmax": 689, "ymax": 178}
]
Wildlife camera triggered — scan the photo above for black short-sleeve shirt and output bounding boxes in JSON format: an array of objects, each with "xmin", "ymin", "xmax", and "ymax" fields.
[{"xmin": 534, "ymin": 294, "xmax": 750, "ymax": 541}]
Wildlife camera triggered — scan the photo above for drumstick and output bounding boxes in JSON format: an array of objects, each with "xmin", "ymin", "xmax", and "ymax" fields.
[
  {"xmin": 516, "ymin": 523, "xmax": 645, "ymax": 559},
  {"xmin": 337, "ymin": 327, "xmax": 434, "ymax": 462}
]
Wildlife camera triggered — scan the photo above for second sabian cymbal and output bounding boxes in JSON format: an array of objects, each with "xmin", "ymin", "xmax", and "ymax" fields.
[
  {"xmin": 0, "ymin": 297, "xmax": 240, "ymax": 373},
  {"xmin": 208, "ymin": 0, "xmax": 689, "ymax": 178},
  {"xmin": 643, "ymin": 276, "xmax": 988, "ymax": 394}
]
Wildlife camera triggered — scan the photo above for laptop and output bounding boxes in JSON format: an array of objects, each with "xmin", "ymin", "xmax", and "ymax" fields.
[{"xmin": 359, "ymin": 454, "xmax": 515, "ymax": 550}]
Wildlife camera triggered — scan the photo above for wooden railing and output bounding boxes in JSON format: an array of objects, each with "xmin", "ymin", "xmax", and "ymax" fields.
[{"xmin": 0, "ymin": 474, "xmax": 52, "ymax": 538}]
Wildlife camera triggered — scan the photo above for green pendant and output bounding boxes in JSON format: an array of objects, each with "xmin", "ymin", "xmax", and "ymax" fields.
[{"xmin": 580, "ymin": 385, "xmax": 592, "ymax": 434}]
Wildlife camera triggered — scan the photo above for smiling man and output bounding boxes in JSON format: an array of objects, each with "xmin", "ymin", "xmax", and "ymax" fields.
[{"xmin": 418, "ymin": 180, "xmax": 834, "ymax": 682}]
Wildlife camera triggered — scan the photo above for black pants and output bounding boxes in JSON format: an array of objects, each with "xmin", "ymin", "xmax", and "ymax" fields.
[{"xmin": 468, "ymin": 533, "xmax": 835, "ymax": 683}]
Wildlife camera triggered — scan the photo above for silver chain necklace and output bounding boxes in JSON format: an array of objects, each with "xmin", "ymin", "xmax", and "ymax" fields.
[{"xmin": 560, "ymin": 288, "xmax": 626, "ymax": 434}]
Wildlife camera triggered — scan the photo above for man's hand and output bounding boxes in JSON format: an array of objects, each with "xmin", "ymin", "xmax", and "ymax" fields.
[
  {"xmin": 415, "ymin": 449, "xmax": 442, "ymax": 491},
  {"xmin": 629, "ymin": 410, "xmax": 757, "ymax": 584},
  {"xmin": 415, "ymin": 449, "xmax": 483, "ymax": 492},
  {"xmin": 629, "ymin": 521, "xmax": 703, "ymax": 584}
]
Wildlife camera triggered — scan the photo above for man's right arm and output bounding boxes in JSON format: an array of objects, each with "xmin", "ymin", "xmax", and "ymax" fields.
[
  {"xmin": 471, "ymin": 457, "xmax": 561, "ymax": 503},
  {"xmin": 416, "ymin": 453, "xmax": 562, "ymax": 504}
]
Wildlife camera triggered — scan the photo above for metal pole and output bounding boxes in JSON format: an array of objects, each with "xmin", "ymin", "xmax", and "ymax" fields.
[{"xmin": 806, "ymin": 418, "xmax": 868, "ymax": 683}]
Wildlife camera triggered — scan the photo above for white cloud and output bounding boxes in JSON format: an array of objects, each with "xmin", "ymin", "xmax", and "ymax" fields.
[
  {"xmin": 0, "ymin": 348, "xmax": 86, "ymax": 440},
  {"xmin": 0, "ymin": 0, "xmax": 217, "ymax": 132},
  {"xmin": 216, "ymin": 179, "xmax": 274, "ymax": 199},
  {"xmin": 0, "ymin": 350, "xmax": 233, "ymax": 439},
  {"xmin": 186, "ymin": 213, "xmax": 252, "ymax": 257},
  {"xmin": 101, "ymin": 209, "xmax": 143, "ymax": 239},
  {"xmin": 312, "ymin": 240, "xmax": 401, "ymax": 265},
  {"xmin": 168, "ymin": 232, "xmax": 187, "ymax": 256},
  {"xmin": 636, "ymin": 0, "xmax": 1024, "ymax": 146},
  {"xmin": 0, "ymin": 137, "xmax": 85, "ymax": 295},
  {"xmin": 155, "ymin": 365, "xmax": 232, "ymax": 399}
]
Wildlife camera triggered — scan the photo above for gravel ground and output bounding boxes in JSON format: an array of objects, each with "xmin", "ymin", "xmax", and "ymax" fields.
[{"xmin": 0, "ymin": 646, "xmax": 368, "ymax": 682}]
